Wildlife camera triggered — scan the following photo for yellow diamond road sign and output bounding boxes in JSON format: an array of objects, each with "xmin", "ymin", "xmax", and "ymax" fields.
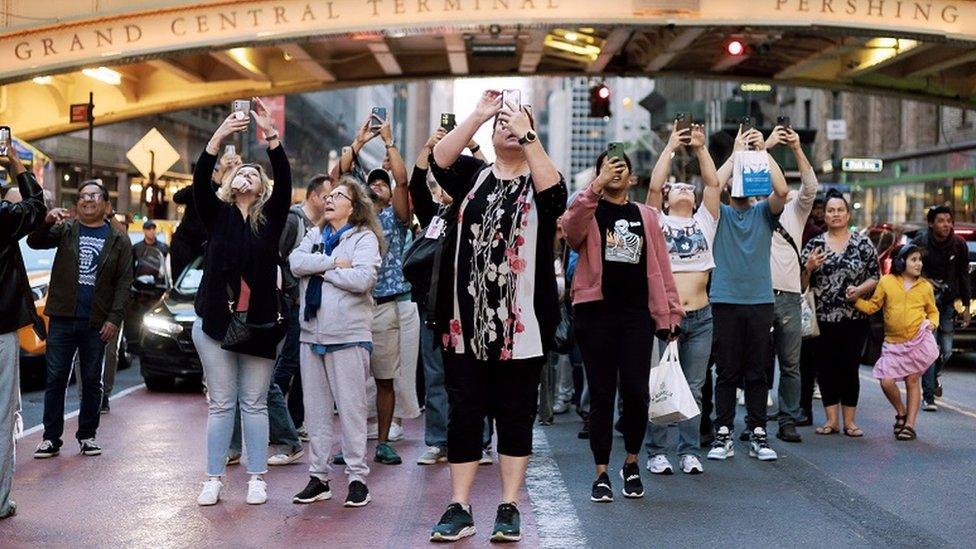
[{"xmin": 126, "ymin": 128, "xmax": 180, "ymax": 181}]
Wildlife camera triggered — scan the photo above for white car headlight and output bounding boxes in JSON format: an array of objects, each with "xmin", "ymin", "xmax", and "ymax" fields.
[{"xmin": 143, "ymin": 314, "xmax": 183, "ymax": 337}]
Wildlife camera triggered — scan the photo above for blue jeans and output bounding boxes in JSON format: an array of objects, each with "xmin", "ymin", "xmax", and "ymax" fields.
[
  {"xmin": 273, "ymin": 300, "xmax": 304, "ymax": 428},
  {"xmin": 647, "ymin": 305, "xmax": 712, "ymax": 458},
  {"xmin": 773, "ymin": 292, "xmax": 803, "ymax": 426},
  {"xmin": 922, "ymin": 304, "xmax": 954, "ymax": 402},
  {"xmin": 420, "ymin": 310, "xmax": 448, "ymax": 448},
  {"xmin": 43, "ymin": 317, "xmax": 105, "ymax": 445},
  {"xmin": 229, "ymin": 375, "xmax": 302, "ymax": 454}
]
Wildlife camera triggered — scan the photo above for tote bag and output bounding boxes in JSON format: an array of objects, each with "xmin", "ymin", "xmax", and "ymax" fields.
[
  {"xmin": 731, "ymin": 150, "xmax": 773, "ymax": 198},
  {"xmin": 801, "ymin": 290, "xmax": 820, "ymax": 339},
  {"xmin": 648, "ymin": 341, "xmax": 701, "ymax": 425}
]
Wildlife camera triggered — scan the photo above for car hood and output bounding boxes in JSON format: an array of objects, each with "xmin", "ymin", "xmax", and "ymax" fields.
[{"xmin": 159, "ymin": 292, "xmax": 198, "ymax": 323}]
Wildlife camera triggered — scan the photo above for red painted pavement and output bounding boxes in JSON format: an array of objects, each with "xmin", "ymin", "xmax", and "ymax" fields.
[{"xmin": 0, "ymin": 389, "xmax": 540, "ymax": 548}]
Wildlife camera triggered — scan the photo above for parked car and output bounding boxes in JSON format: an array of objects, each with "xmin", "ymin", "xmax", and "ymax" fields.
[{"xmin": 138, "ymin": 257, "xmax": 203, "ymax": 391}]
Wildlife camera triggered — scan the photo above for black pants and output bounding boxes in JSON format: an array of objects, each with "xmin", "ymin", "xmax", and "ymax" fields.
[
  {"xmin": 814, "ymin": 318, "xmax": 868, "ymax": 408},
  {"xmin": 43, "ymin": 317, "xmax": 105, "ymax": 445},
  {"xmin": 799, "ymin": 338, "xmax": 817, "ymax": 418},
  {"xmin": 574, "ymin": 303, "xmax": 654, "ymax": 465},
  {"xmin": 444, "ymin": 352, "xmax": 543, "ymax": 464},
  {"xmin": 713, "ymin": 303, "xmax": 774, "ymax": 431}
]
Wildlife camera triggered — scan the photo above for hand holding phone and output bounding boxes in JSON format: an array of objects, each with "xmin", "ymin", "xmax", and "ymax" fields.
[
  {"xmin": 674, "ymin": 113, "xmax": 692, "ymax": 144},
  {"xmin": 370, "ymin": 107, "xmax": 387, "ymax": 131},
  {"xmin": 502, "ymin": 89, "xmax": 521, "ymax": 112},
  {"xmin": 224, "ymin": 144, "xmax": 236, "ymax": 157},
  {"xmin": 440, "ymin": 113, "xmax": 456, "ymax": 131},
  {"xmin": 0, "ymin": 126, "xmax": 10, "ymax": 157}
]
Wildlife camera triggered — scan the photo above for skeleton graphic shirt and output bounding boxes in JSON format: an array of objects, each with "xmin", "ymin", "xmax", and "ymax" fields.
[{"xmin": 595, "ymin": 200, "xmax": 647, "ymax": 307}]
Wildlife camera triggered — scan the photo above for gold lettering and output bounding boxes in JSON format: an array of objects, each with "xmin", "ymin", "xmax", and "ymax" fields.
[
  {"xmin": 95, "ymin": 28, "xmax": 113, "ymax": 48},
  {"xmin": 197, "ymin": 15, "xmax": 209, "ymax": 33},
  {"xmin": 494, "ymin": 0, "xmax": 509, "ymax": 9},
  {"xmin": 367, "ymin": 0, "xmax": 382, "ymax": 16},
  {"xmin": 845, "ymin": 0, "xmax": 857, "ymax": 14},
  {"xmin": 822, "ymin": 0, "xmax": 835, "ymax": 13},
  {"xmin": 275, "ymin": 6, "xmax": 289, "ymax": 24},
  {"xmin": 124, "ymin": 25, "xmax": 142, "ymax": 43},
  {"xmin": 444, "ymin": 0, "xmax": 462, "ymax": 11},
  {"xmin": 14, "ymin": 42, "xmax": 31, "ymax": 61},
  {"xmin": 798, "ymin": 0, "xmax": 809, "ymax": 11},
  {"xmin": 71, "ymin": 34, "xmax": 85, "ymax": 51},
  {"xmin": 867, "ymin": 0, "xmax": 883, "ymax": 16},
  {"xmin": 942, "ymin": 5, "xmax": 958, "ymax": 23},
  {"xmin": 327, "ymin": 1, "xmax": 339, "ymax": 19},
  {"xmin": 220, "ymin": 12, "xmax": 238, "ymax": 30},
  {"xmin": 394, "ymin": 0, "xmax": 405, "ymax": 13},
  {"xmin": 41, "ymin": 38, "xmax": 56, "ymax": 56},
  {"xmin": 913, "ymin": 2, "xmax": 931, "ymax": 20},
  {"xmin": 301, "ymin": 4, "xmax": 316, "ymax": 21},
  {"xmin": 171, "ymin": 17, "xmax": 187, "ymax": 36},
  {"xmin": 417, "ymin": 0, "xmax": 431, "ymax": 11},
  {"xmin": 521, "ymin": 0, "xmax": 536, "ymax": 8},
  {"xmin": 775, "ymin": 0, "xmax": 788, "ymax": 9},
  {"xmin": 895, "ymin": 0, "xmax": 903, "ymax": 17},
  {"xmin": 247, "ymin": 8, "xmax": 263, "ymax": 26}
]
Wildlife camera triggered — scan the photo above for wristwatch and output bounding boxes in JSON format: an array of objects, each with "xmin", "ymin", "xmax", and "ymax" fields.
[
  {"xmin": 518, "ymin": 130, "xmax": 537, "ymax": 146},
  {"xmin": 264, "ymin": 130, "xmax": 279, "ymax": 141},
  {"xmin": 385, "ymin": 141, "xmax": 397, "ymax": 149}
]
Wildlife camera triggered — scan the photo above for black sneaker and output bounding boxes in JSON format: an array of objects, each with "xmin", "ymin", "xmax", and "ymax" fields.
[
  {"xmin": 776, "ymin": 424, "xmax": 802, "ymax": 443},
  {"xmin": 490, "ymin": 502, "xmax": 521, "ymax": 542},
  {"xmin": 33, "ymin": 440, "xmax": 60, "ymax": 459},
  {"xmin": 590, "ymin": 472, "xmax": 613, "ymax": 502},
  {"xmin": 935, "ymin": 379, "xmax": 943, "ymax": 398},
  {"xmin": 293, "ymin": 477, "xmax": 332, "ymax": 504},
  {"xmin": 430, "ymin": 503, "xmax": 476, "ymax": 542},
  {"xmin": 738, "ymin": 429, "xmax": 751, "ymax": 442},
  {"xmin": 0, "ymin": 500, "xmax": 15, "ymax": 520},
  {"xmin": 619, "ymin": 461, "xmax": 644, "ymax": 498},
  {"xmin": 100, "ymin": 396, "xmax": 110, "ymax": 414},
  {"xmin": 577, "ymin": 418, "xmax": 590, "ymax": 439},
  {"xmin": 79, "ymin": 438, "xmax": 102, "ymax": 456},
  {"xmin": 344, "ymin": 480, "xmax": 370, "ymax": 507}
]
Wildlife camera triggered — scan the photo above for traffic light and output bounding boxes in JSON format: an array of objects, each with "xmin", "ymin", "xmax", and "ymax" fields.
[
  {"xmin": 726, "ymin": 39, "xmax": 745, "ymax": 56},
  {"xmin": 589, "ymin": 83, "xmax": 611, "ymax": 118}
]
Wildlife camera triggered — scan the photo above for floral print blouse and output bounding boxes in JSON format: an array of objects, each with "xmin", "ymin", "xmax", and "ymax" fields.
[{"xmin": 801, "ymin": 231, "xmax": 880, "ymax": 323}]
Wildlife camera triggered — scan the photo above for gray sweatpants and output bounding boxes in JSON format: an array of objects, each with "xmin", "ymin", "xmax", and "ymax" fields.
[
  {"xmin": 1, "ymin": 331, "xmax": 22, "ymax": 516},
  {"xmin": 301, "ymin": 344, "xmax": 371, "ymax": 484}
]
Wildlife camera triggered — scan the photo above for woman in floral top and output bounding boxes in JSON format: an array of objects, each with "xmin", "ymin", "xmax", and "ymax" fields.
[
  {"xmin": 427, "ymin": 90, "xmax": 567, "ymax": 543},
  {"xmin": 801, "ymin": 189, "xmax": 879, "ymax": 438}
]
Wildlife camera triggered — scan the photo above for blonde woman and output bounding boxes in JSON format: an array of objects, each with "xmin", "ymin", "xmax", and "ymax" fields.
[
  {"xmin": 193, "ymin": 98, "xmax": 292, "ymax": 506},
  {"xmin": 289, "ymin": 177, "xmax": 383, "ymax": 508}
]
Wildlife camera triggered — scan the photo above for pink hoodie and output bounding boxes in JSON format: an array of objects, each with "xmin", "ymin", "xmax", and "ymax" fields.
[{"xmin": 561, "ymin": 187, "xmax": 685, "ymax": 329}]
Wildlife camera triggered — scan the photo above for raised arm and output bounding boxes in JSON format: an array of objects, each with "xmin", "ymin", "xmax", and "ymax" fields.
[
  {"xmin": 561, "ymin": 161, "xmax": 619, "ymax": 250},
  {"xmin": 691, "ymin": 125, "xmax": 720, "ymax": 219},
  {"xmin": 766, "ymin": 153, "xmax": 790, "ymax": 215},
  {"xmin": 498, "ymin": 105, "xmax": 561, "ymax": 193},
  {"xmin": 648, "ymin": 128, "xmax": 689, "ymax": 209},
  {"xmin": 433, "ymin": 90, "xmax": 501, "ymax": 169},
  {"xmin": 0, "ymin": 144, "xmax": 47, "ymax": 239},
  {"xmin": 199, "ymin": 113, "xmax": 249, "ymax": 230},
  {"xmin": 716, "ymin": 126, "xmax": 758, "ymax": 189},
  {"xmin": 378, "ymin": 119, "xmax": 411, "ymax": 224}
]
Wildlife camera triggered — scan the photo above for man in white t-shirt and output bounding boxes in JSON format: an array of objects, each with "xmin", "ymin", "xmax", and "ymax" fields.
[
  {"xmin": 644, "ymin": 124, "xmax": 720, "ymax": 475},
  {"xmin": 766, "ymin": 126, "xmax": 818, "ymax": 443}
]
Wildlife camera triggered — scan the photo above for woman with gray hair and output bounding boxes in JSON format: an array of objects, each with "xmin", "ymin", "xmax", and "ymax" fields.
[{"xmin": 192, "ymin": 97, "xmax": 292, "ymax": 507}]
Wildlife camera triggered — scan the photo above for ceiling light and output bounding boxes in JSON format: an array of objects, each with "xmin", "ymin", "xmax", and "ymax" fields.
[
  {"xmin": 32, "ymin": 75, "xmax": 52, "ymax": 85},
  {"xmin": 226, "ymin": 48, "xmax": 262, "ymax": 74},
  {"xmin": 82, "ymin": 67, "xmax": 122, "ymax": 85},
  {"xmin": 544, "ymin": 35, "xmax": 601, "ymax": 61},
  {"xmin": 564, "ymin": 32, "xmax": 578, "ymax": 42}
]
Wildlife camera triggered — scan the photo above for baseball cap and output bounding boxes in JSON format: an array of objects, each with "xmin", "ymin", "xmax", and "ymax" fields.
[
  {"xmin": 143, "ymin": 220, "xmax": 157, "ymax": 230},
  {"xmin": 367, "ymin": 168, "xmax": 392, "ymax": 188}
]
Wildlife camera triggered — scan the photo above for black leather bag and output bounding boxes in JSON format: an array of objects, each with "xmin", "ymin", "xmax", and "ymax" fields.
[
  {"xmin": 403, "ymin": 204, "xmax": 458, "ymax": 329},
  {"xmin": 220, "ymin": 284, "xmax": 286, "ymax": 360}
]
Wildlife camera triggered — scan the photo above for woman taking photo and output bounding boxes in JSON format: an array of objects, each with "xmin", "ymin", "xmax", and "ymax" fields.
[
  {"xmin": 563, "ymin": 149, "xmax": 683, "ymax": 503},
  {"xmin": 645, "ymin": 123, "xmax": 719, "ymax": 476},
  {"xmin": 427, "ymin": 90, "xmax": 567, "ymax": 543},
  {"xmin": 801, "ymin": 189, "xmax": 879, "ymax": 438},
  {"xmin": 193, "ymin": 98, "xmax": 291, "ymax": 506},
  {"xmin": 288, "ymin": 177, "xmax": 382, "ymax": 508}
]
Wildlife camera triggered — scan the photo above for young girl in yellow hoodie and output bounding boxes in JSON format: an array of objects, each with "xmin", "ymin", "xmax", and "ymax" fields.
[{"xmin": 853, "ymin": 244, "xmax": 938, "ymax": 441}]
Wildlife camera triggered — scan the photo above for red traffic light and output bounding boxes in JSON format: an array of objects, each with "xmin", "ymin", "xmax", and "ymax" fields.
[
  {"xmin": 597, "ymin": 85, "xmax": 610, "ymax": 99},
  {"xmin": 726, "ymin": 40, "xmax": 745, "ymax": 56}
]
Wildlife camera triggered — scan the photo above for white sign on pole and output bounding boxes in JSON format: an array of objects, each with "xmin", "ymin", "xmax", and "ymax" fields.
[
  {"xmin": 842, "ymin": 157, "xmax": 884, "ymax": 173},
  {"xmin": 826, "ymin": 119, "xmax": 847, "ymax": 141},
  {"xmin": 126, "ymin": 128, "xmax": 180, "ymax": 181}
]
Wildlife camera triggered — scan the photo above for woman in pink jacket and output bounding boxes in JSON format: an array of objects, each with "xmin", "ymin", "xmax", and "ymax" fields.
[{"xmin": 561, "ymin": 151, "xmax": 683, "ymax": 503}]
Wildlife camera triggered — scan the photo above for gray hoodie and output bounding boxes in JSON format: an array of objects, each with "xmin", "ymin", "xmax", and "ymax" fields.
[{"xmin": 289, "ymin": 225, "xmax": 381, "ymax": 346}]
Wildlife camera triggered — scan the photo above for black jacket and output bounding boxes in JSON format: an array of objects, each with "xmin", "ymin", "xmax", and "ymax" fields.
[
  {"xmin": 0, "ymin": 171, "xmax": 47, "ymax": 334},
  {"xmin": 193, "ymin": 145, "xmax": 291, "ymax": 354},
  {"xmin": 912, "ymin": 229, "xmax": 972, "ymax": 307}
]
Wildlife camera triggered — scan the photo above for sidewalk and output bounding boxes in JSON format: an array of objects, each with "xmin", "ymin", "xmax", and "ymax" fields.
[{"xmin": 1, "ymin": 389, "xmax": 540, "ymax": 548}]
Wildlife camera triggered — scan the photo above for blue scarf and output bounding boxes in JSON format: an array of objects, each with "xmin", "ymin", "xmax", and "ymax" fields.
[{"xmin": 304, "ymin": 224, "xmax": 353, "ymax": 321}]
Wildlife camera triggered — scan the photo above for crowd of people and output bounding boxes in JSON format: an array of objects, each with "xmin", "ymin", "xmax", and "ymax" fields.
[{"xmin": 0, "ymin": 89, "xmax": 969, "ymax": 542}]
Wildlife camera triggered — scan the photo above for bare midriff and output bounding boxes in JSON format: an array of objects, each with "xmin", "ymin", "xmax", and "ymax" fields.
[{"xmin": 674, "ymin": 271, "xmax": 710, "ymax": 312}]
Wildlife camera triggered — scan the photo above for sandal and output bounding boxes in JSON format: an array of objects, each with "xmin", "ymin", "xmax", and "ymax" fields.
[
  {"xmin": 893, "ymin": 414, "xmax": 907, "ymax": 435},
  {"xmin": 843, "ymin": 426, "xmax": 864, "ymax": 438},
  {"xmin": 815, "ymin": 424, "xmax": 839, "ymax": 435},
  {"xmin": 896, "ymin": 426, "xmax": 917, "ymax": 441}
]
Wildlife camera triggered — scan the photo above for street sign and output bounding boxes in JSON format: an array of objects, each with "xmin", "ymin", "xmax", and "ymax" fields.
[
  {"xmin": 842, "ymin": 157, "xmax": 883, "ymax": 172},
  {"xmin": 126, "ymin": 128, "xmax": 180, "ymax": 181},
  {"xmin": 70, "ymin": 103, "xmax": 91, "ymax": 124},
  {"xmin": 826, "ymin": 119, "xmax": 847, "ymax": 140}
]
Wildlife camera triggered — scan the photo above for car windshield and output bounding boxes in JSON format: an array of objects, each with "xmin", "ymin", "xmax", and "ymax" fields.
[
  {"xmin": 18, "ymin": 239, "xmax": 55, "ymax": 272},
  {"xmin": 129, "ymin": 232, "xmax": 168, "ymax": 245},
  {"xmin": 176, "ymin": 263, "xmax": 203, "ymax": 295}
]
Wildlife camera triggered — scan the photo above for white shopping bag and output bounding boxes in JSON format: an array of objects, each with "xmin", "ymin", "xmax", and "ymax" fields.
[
  {"xmin": 648, "ymin": 341, "xmax": 701, "ymax": 425},
  {"xmin": 731, "ymin": 150, "xmax": 773, "ymax": 198}
]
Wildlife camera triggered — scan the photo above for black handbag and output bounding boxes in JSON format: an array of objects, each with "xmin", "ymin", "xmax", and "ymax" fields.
[
  {"xmin": 403, "ymin": 203, "xmax": 458, "ymax": 329},
  {"xmin": 220, "ymin": 284, "xmax": 286, "ymax": 360}
]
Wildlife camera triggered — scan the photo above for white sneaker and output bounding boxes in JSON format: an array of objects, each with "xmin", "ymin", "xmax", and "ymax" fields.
[
  {"xmin": 197, "ymin": 478, "xmax": 222, "ymax": 506},
  {"xmin": 736, "ymin": 389, "xmax": 745, "ymax": 407},
  {"xmin": 268, "ymin": 447, "xmax": 305, "ymax": 466},
  {"xmin": 246, "ymin": 478, "xmax": 268, "ymax": 505},
  {"xmin": 553, "ymin": 400, "xmax": 570, "ymax": 414},
  {"xmin": 646, "ymin": 454, "xmax": 673, "ymax": 475},
  {"xmin": 923, "ymin": 400, "xmax": 938, "ymax": 412},
  {"xmin": 417, "ymin": 446, "xmax": 448, "ymax": 465},
  {"xmin": 479, "ymin": 449, "xmax": 494, "ymax": 465},
  {"xmin": 680, "ymin": 454, "xmax": 704, "ymax": 474},
  {"xmin": 767, "ymin": 392, "xmax": 774, "ymax": 408},
  {"xmin": 748, "ymin": 428, "xmax": 778, "ymax": 461},
  {"xmin": 707, "ymin": 427, "xmax": 734, "ymax": 460},
  {"xmin": 388, "ymin": 422, "xmax": 405, "ymax": 442},
  {"xmin": 812, "ymin": 383, "xmax": 822, "ymax": 400},
  {"xmin": 226, "ymin": 452, "xmax": 241, "ymax": 466},
  {"xmin": 367, "ymin": 420, "xmax": 379, "ymax": 440}
]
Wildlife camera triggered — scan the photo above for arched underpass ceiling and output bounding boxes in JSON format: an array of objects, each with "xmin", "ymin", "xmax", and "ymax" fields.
[{"xmin": 2, "ymin": 0, "xmax": 976, "ymax": 140}]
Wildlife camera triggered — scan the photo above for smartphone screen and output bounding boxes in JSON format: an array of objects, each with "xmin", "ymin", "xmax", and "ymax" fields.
[
  {"xmin": 502, "ymin": 89, "xmax": 521, "ymax": 111},
  {"xmin": 607, "ymin": 142, "xmax": 624, "ymax": 160},
  {"xmin": 224, "ymin": 144, "xmax": 236, "ymax": 157},
  {"xmin": 0, "ymin": 126, "xmax": 9, "ymax": 156},
  {"xmin": 440, "ymin": 113, "xmax": 456, "ymax": 131},
  {"xmin": 371, "ymin": 107, "xmax": 387, "ymax": 130}
]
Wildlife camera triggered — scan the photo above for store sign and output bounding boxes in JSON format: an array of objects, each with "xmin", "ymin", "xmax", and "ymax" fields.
[
  {"xmin": 842, "ymin": 157, "xmax": 883, "ymax": 172},
  {"xmin": 826, "ymin": 119, "xmax": 848, "ymax": 141},
  {"xmin": 69, "ymin": 103, "xmax": 91, "ymax": 124}
]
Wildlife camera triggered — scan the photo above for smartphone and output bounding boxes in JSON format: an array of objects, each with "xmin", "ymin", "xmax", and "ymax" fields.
[
  {"xmin": 607, "ymin": 142, "xmax": 625, "ymax": 161},
  {"xmin": 502, "ymin": 89, "xmax": 521, "ymax": 111},
  {"xmin": 740, "ymin": 116, "xmax": 755, "ymax": 150},
  {"xmin": 224, "ymin": 144, "xmax": 236, "ymax": 157},
  {"xmin": 231, "ymin": 99, "xmax": 251, "ymax": 121},
  {"xmin": 440, "ymin": 113, "xmax": 456, "ymax": 131},
  {"xmin": 0, "ymin": 126, "xmax": 9, "ymax": 156},
  {"xmin": 371, "ymin": 107, "xmax": 387, "ymax": 130},
  {"xmin": 674, "ymin": 112, "xmax": 692, "ymax": 133},
  {"xmin": 776, "ymin": 115, "xmax": 791, "ymax": 129}
]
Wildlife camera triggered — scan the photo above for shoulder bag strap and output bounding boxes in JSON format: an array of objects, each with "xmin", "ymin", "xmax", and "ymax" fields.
[{"xmin": 774, "ymin": 220, "xmax": 803, "ymax": 271}]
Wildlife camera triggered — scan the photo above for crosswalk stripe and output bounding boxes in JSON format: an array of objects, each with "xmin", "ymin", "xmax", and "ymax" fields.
[{"xmin": 525, "ymin": 424, "xmax": 587, "ymax": 548}]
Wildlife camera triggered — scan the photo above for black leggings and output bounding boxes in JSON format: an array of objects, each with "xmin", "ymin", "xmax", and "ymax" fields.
[
  {"xmin": 814, "ymin": 318, "xmax": 868, "ymax": 407},
  {"xmin": 574, "ymin": 303, "xmax": 654, "ymax": 466},
  {"xmin": 444, "ymin": 352, "xmax": 543, "ymax": 464},
  {"xmin": 713, "ymin": 303, "xmax": 774, "ymax": 431}
]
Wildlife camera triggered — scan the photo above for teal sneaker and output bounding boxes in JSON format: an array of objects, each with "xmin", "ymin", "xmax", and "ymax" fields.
[
  {"xmin": 430, "ymin": 503, "xmax": 475, "ymax": 542},
  {"xmin": 374, "ymin": 443, "xmax": 402, "ymax": 465},
  {"xmin": 332, "ymin": 452, "xmax": 345, "ymax": 465},
  {"xmin": 490, "ymin": 502, "xmax": 521, "ymax": 542}
]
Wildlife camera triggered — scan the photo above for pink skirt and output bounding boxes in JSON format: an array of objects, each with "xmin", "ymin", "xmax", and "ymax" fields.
[{"xmin": 873, "ymin": 320, "xmax": 939, "ymax": 380}]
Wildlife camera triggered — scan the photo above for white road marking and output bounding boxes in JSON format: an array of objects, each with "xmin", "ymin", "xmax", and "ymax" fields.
[
  {"xmin": 525, "ymin": 425, "xmax": 588, "ymax": 548},
  {"xmin": 16, "ymin": 383, "xmax": 146, "ymax": 440},
  {"xmin": 858, "ymin": 373, "xmax": 976, "ymax": 420}
]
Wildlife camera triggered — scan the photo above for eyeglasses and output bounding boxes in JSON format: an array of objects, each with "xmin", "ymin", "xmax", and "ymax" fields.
[
  {"xmin": 669, "ymin": 183, "xmax": 696, "ymax": 193},
  {"xmin": 79, "ymin": 192, "xmax": 104, "ymax": 201},
  {"xmin": 327, "ymin": 191, "xmax": 351, "ymax": 202}
]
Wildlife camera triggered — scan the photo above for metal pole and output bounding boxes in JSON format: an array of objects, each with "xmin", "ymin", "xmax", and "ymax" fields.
[
  {"xmin": 832, "ymin": 90, "xmax": 841, "ymax": 172},
  {"xmin": 87, "ymin": 92, "xmax": 94, "ymax": 179}
]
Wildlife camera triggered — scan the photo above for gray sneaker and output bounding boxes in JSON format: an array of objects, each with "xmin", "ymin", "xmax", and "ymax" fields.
[{"xmin": 417, "ymin": 446, "xmax": 448, "ymax": 465}]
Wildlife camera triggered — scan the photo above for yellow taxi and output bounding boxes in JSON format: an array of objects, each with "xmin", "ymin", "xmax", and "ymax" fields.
[{"xmin": 16, "ymin": 240, "xmax": 54, "ymax": 358}]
